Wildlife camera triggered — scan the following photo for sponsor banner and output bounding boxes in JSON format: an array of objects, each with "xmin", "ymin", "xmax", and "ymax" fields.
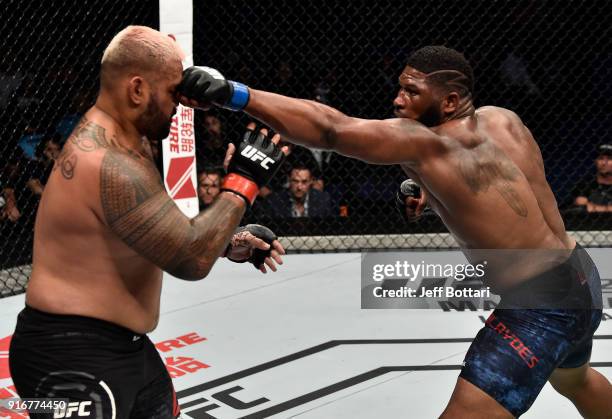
[
  {"xmin": 162, "ymin": 103, "xmax": 198, "ymax": 219},
  {"xmin": 160, "ymin": 0, "xmax": 198, "ymax": 218}
]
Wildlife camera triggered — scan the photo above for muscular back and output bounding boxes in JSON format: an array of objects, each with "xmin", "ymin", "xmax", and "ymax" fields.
[
  {"xmin": 403, "ymin": 107, "xmax": 574, "ymax": 286},
  {"xmin": 409, "ymin": 107, "xmax": 570, "ymax": 248}
]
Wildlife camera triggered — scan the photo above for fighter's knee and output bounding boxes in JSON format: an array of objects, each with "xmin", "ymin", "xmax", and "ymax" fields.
[
  {"xmin": 440, "ymin": 397, "xmax": 514, "ymax": 419},
  {"xmin": 439, "ymin": 405, "xmax": 458, "ymax": 419},
  {"xmin": 439, "ymin": 407, "xmax": 461, "ymax": 419},
  {"xmin": 439, "ymin": 397, "xmax": 468, "ymax": 418},
  {"xmin": 439, "ymin": 405, "xmax": 506, "ymax": 419},
  {"xmin": 549, "ymin": 366, "xmax": 589, "ymax": 398},
  {"xmin": 550, "ymin": 378, "xmax": 579, "ymax": 398}
]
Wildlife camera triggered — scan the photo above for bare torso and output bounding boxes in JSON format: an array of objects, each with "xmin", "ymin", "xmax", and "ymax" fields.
[
  {"xmin": 401, "ymin": 106, "xmax": 575, "ymax": 288},
  {"xmin": 26, "ymin": 109, "xmax": 163, "ymax": 334}
]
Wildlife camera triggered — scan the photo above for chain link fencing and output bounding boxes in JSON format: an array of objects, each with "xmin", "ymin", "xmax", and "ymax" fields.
[
  {"xmin": 0, "ymin": 0, "xmax": 158, "ymax": 296},
  {"xmin": 1, "ymin": 0, "xmax": 611, "ymax": 296}
]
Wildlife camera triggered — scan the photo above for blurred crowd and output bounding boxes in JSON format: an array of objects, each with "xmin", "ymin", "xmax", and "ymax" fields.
[{"xmin": 1, "ymin": 54, "xmax": 611, "ymax": 270}]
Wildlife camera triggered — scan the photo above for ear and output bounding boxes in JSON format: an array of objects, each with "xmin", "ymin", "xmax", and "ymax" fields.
[
  {"xmin": 127, "ymin": 76, "xmax": 148, "ymax": 106},
  {"xmin": 442, "ymin": 91, "xmax": 460, "ymax": 114}
]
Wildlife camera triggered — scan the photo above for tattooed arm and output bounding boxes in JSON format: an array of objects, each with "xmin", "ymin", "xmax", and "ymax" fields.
[{"xmin": 100, "ymin": 149, "xmax": 246, "ymax": 281}]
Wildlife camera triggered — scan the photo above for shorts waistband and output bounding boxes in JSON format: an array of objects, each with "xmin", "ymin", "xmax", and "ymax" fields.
[
  {"xmin": 499, "ymin": 242, "xmax": 598, "ymax": 309},
  {"xmin": 18, "ymin": 305, "xmax": 144, "ymax": 341}
]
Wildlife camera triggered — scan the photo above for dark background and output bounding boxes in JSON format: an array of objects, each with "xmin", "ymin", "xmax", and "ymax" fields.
[{"xmin": 0, "ymin": 0, "xmax": 611, "ymax": 295}]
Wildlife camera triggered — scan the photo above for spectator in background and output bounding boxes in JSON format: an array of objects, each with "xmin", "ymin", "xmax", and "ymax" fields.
[
  {"xmin": 0, "ymin": 136, "xmax": 60, "ymax": 226},
  {"xmin": 204, "ymin": 114, "xmax": 223, "ymax": 145},
  {"xmin": 262, "ymin": 164, "xmax": 332, "ymax": 218},
  {"xmin": 0, "ymin": 192, "xmax": 6, "ymax": 219},
  {"xmin": 195, "ymin": 111, "xmax": 226, "ymax": 166},
  {"xmin": 17, "ymin": 122, "xmax": 46, "ymax": 160},
  {"xmin": 289, "ymin": 144, "xmax": 327, "ymax": 191},
  {"xmin": 40, "ymin": 135, "xmax": 61, "ymax": 162},
  {"xmin": 499, "ymin": 47, "xmax": 540, "ymax": 96},
  {"xmin": 0, "ymin": 150, "xmax": 25, "ymax": 223},
  {"xmin": 1, "ymin": 184, "xmax": 20, "ymax": 222},
  {"xmin": 573, "ymin": 144, "xmax": 612, "ymax": 212},
  {"xmin": 55, "ymin": 89, "xmax": 91, "ymax": 143},
  {"xmin": 197, "ymin": 166, "xmax": 224, "ymax": 210},
  {"xmin": 273, "ymin": 60, "xmax": 295, "ymax": 96},
  {"xmin": 26, "ymin": 135, "xmax": 62, "ymax": 197},
  {"xmin": 2, "ymin": 161, "xmax": 35, "ymax": 225},
  {"xmin": 258, "ymin": 141, "xmax": 325, "ymax": 198},
  {"xmin": 255, "ymin": 72, "xmax": 338, "ymax": 199}
]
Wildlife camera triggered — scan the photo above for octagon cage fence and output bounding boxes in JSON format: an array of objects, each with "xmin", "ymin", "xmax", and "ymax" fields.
[{"xmin": 1, "ymin": 0, "xmax": 611, "ymax": 296}]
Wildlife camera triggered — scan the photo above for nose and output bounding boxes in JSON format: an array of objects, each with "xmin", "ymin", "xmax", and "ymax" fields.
[{"xmin": 393, "ymin": 92, "xmax": 405, "ymax": 107}]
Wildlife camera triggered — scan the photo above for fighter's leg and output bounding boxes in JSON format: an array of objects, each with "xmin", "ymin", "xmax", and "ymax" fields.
[
  {"xmin": 130, "ymin": 370, "xmax": 180, "ymax": 419},
  {"xmin": 549, "ymin": 363, "xmax": 612, "ymax": 419},
  {"xmin": 442, "ymin": 309, "xmax": 584, "ymax": 417},
  {"xmin": 440, "ymin": 377, "xmax": 513, "ymax": 418},
  {"xmin": 129, "ymin": 336, "xmax": 180, "ymax": 419},
  {"xmin": 547, "ymin": 305, "xmax": 611, "ymax": 418},
  {"xmin": 8, "ymin": 307, "xmax": 143, "ymax": 418}
]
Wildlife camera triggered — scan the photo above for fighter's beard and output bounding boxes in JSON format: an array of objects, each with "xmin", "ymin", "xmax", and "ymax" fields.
[{"xmin": 417, "ymin": 104, "xmax": 444, "ymax": 127}]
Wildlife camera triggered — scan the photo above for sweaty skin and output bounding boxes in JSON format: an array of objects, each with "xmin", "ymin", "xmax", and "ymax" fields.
[
  {"xmin": 26, "ymin": 28, "xmax": 248, "ymax": 334},
  {"xmin": 240, "ymin": 66, "xmax": 575, "ymax": 289}
]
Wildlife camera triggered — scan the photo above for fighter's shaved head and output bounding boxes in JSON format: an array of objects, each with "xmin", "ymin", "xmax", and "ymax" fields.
[
  {"xmin": 406, "ymin": 46, "xmax": 474, "ymax": 98},
  {"xmin": 100, "ymin": 25, "xmax": 181, "ymax": 89}
]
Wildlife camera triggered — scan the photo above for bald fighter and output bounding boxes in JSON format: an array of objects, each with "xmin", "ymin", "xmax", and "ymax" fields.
[
  {"xmin": 9, "ymin": 26, "xmax": 286, "ymax": 418},
  {"xmin": 178, "ymin": 46, "xmax": 612, "ymax": 418}
]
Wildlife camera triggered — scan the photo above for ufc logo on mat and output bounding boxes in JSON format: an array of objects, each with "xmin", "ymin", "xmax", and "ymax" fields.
[
  {"xmin": 54, "ymin": 401, "xmax": 92, "ymax": 418},
  {"xmin": 241, "ymin": 145, "xmax": 276, "ymax": 169}
]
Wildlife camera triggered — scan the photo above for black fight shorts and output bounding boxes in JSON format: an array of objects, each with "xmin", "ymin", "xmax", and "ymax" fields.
[
  {"xmin": 460, "ymin": 244, "xmax": 603, "ymax": 417},
  {"xmin": 9, "ymin": 306, "xmax": 180, "ymax": 419}
]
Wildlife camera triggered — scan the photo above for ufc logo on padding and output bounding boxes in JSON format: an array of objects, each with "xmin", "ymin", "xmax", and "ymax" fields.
[
  {"xmin": 241, "ymin": 145, "xmax": 276, "ymax": 169},
  {"xmin": 54, "ymin": 401, "xmax": 92, "ymax": 418}
]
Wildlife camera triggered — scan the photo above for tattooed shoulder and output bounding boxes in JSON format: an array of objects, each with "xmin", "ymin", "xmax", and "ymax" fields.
[
  {"xmin": 69, "ymin": 117, "xmax": 116, "ymax": 151},
  {"xmin": 54, "ymin": 140, "xmax": 75, "ymax": 180},
  {"xmin": 53, "ymin": 118, "xmax": 118, "ymax": 180},
  {"xmin": 99, "ymin": 150, "xmax": 165, "ymax": 225}
]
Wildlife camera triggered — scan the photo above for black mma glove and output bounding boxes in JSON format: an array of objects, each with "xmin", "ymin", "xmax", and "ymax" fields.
[
  {"xmin": 396, "ymin": 178, "xmax": 426, "ymax": 222},
  {"xmin": 221, "ymin": 127, "xmax": 285, "ymax": 206},
  {"xmin": 225, "ymin": 224, "xmax": 278, "ymax": 269},
  {"xmin": 178, "ymin": 66, "xmax": 250, "ymax": 111}
]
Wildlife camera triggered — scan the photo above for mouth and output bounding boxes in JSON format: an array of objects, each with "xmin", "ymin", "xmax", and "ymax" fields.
[{"xmin": 393, "ymin": 103, "xmax": 407, "ymax": 113}]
